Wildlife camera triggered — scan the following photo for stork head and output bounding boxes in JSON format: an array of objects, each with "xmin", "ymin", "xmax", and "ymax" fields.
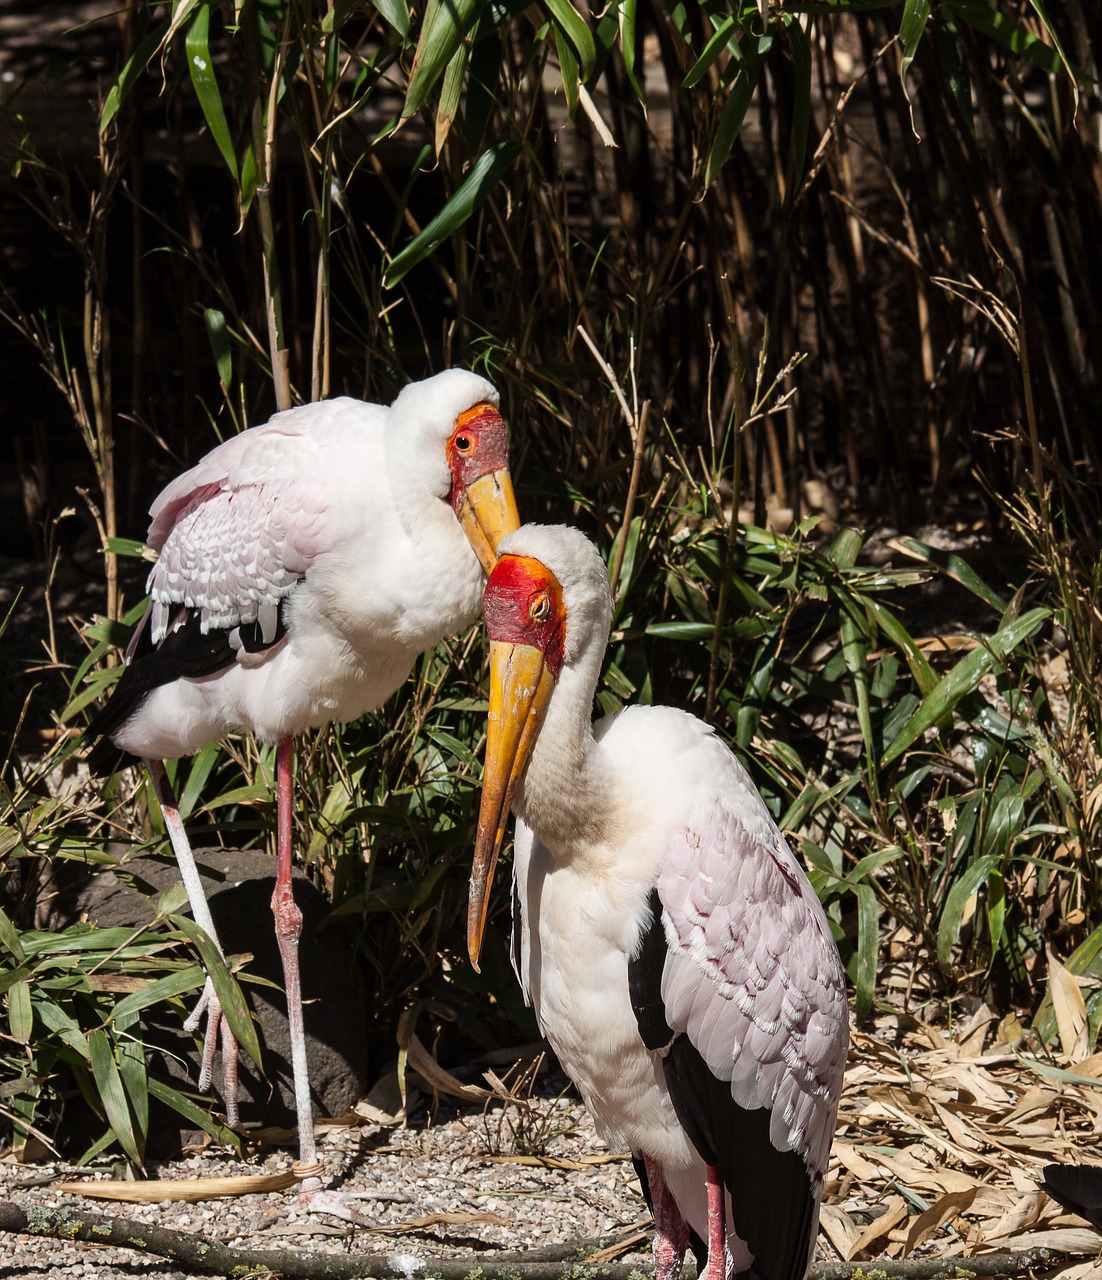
[
  {"xmin": 387, "ymin": 369, "xmax": 520, "ymax": 573},
  {"xmin": 467, "ymin": 524, "xmax": 612, "ymax": 971}
]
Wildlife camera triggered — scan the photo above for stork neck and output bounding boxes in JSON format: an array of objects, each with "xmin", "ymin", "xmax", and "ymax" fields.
[{"xmin": 515, "ymin": 635, "xmax": 615, "ymax": 858}]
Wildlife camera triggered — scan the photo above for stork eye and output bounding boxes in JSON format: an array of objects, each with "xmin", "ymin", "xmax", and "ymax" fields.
[
  {"xmin": 454, "ymin": 434, "xmax": 472, "ymax": 453},
  {"xmin": 529, "ymin": 593, "xmax": 550, "ymax": 622}
]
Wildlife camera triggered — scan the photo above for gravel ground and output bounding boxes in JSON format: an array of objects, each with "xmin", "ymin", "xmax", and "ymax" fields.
[{"xmin": 0, "ymin": 1079, "xmax": 656, "ymax": 1279}]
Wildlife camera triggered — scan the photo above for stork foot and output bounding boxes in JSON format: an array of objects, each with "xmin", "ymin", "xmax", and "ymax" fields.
[
  {"xmin": 184, "ymin": 976, "xmax": 241, "ymax": 1128},
  {"xmin": 269, "ymin": 1167, "xmax": 411, "ymax": 1227}
]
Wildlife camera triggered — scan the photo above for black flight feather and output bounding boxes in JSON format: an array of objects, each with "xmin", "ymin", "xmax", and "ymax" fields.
[
  {"xmin": 628, "ymin": 889, "xmax": 815, "ymax": 1280},
  {"xmin": 663, "ymin": 1035, "xmax": 815, "ymax": 1280},
  {"xmin": 1041, "ymin": 1164, "xmax": 1102, "ymax": 1232},
  {"xmin": 629, "ymin": 888, "xmax": 673, "ymax": 1051},
  {"xmin": 85, "ymin": 598, "xmax": 294, "ymax": 776}
]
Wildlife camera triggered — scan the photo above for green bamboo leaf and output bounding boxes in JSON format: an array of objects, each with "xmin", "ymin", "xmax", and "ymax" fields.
[
  {"xmin": 889, "ymin": 536, "xmax": 1007, "ymax": 613},
  {"xmin": 853, "ymin": 883, "xmax": 878, "ymax": 1021},
  {"xmin": 881, "ymin": 606, "xmax": 1049, "ymax": 767},
  {"xmin": 403, "ymin": 0, "xmax": 484, "ymax": 118},
  {"xmin": 100, "ymin": 19, "xmax": 170, "ymax": 134},
  {"xmin": 1023, "ymin": 0, "xmax": 1076, "ymax": 84},
  {"xmin": 936, "ymin": 853, "xmax": 999, "ymax": 971},
  {"xmin": 840, "ymin": 610, "xmax": 877, "ymax": 801},
  {"xmin": 204, "ymin": 308, "xmax": 233, "ymax": 390},
  {"xmin": 372, "ymin": 0, "xmax": 410, "ymax": 36},
  {"xmin": 544, "ymin": 0, "xmax": 596, "ymax": 80},
  {"xmin": 177, "ymin": 743, "xmax": 221, "ymax": 820},
  {"xmin": 166, "ymin": 0, "xmax": 203, "ymax": 44},
  {"xmin": 110, "ymin": 964, "xmax": 206, "ymax": 1024},
  {"xmin": 682, "ymin": 15, "xmax": 737, "ymax": 89},
  {"xmin": 868, "ymin": 600, "xmax": 938, "ymax": 696},
  {"xmin": 203, "ymin": 780, "xmax": 272, "ymax": 809},
  {"xmin": 554, "ymin": 22, "xmax": 580, "ymax": 122},
  {"xmin": 704, "ymin": 36, "xmax": 768, "ymax": 190},
  {"xmin": 0, "ymin": 904, "xmax": 26, "ymax": 963},
  {"xmin": 239, "ymin": 142, "xmax": 257, "ymax": 219},
  {"xmin": 986, "ymin": 870, "xmax": 1007, "ymax": 953},
  {"xmin": 34, "ymin": 997, "xmax": 90, "ymax": 1057},
  {"xmin": 384, "ymin": 141, "xmax": 523, "ymax": 287},
  {"xmin": 169, "ymin": 915, "xmax": 263, "ymax": 1073},
  {"xmin": 618, "ymin": 0, "xmax": 643, "ymax": 99},
  {"xmin": 114, "ymin": 1007, "xmax": 150, "ymax": 1146},
  {"xmin": 8, "ymin": 980, "xmax": 32, "ymax": 1043},
  {"xmin": 644, "ymin": 621, "xmax": 715, "ymax": 640},
  {"xmin": 899, "ymin": 0, "xmax": 931, "ymax": 87},
  {"xmin": 435, "ymin": 40, "xmax": 471, "ymax": 154},
  {"xmin": 785, "ymin": 15, "xmax": 811, "ymax": 187},
  {"xmin": 1016, "ymin": 1055, "xmax": 1102, "ymax": 1089},
  {"xmin": 186, "ymin": 5, "xmax": 239, "ymax": 181},
  {"xmin": 944, "ymin": 2, "xmax": 1064, "ymax": 77},
  {"xmin": 88, "ymin": 1028, "xmax": 144, "ymax": 1167},
  {"xmin": 147, "ymin": 1075, "xmax": 243, "ymax": 1149}
]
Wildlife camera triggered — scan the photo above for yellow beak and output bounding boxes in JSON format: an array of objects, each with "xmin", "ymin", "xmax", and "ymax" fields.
[
  {"xmin": 458, "ymin": 469, "xmax": 520, "ymax": 576},
  {"xmin": 468, "ymin": 639, "xmax": 555, "ymax": 972}
]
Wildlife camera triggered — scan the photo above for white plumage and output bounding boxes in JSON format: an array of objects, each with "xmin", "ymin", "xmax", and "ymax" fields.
[
  {"xmin": 468, "ymin": 524, "xmax": 848, "ymax": 1280},
  {"xmin": 88, "ymin": 369, "xmax": 520, "ymax": 1209}
]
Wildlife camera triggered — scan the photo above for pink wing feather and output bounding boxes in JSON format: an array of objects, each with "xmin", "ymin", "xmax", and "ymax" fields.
[
  {"xmin": 656, "ymin": 742, "xmax": 848, "ymax": 1185},
  {"xmin": 143, "ymin": 407, "xmax": 352, "ymax": 644}
]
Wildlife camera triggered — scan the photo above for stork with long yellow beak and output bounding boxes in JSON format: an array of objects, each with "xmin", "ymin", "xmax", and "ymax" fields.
[
  {"xmin": 85, "ymin": 370, "xmax": 520, "ymax": 1211},
  {"xmin": 469, "ymin": 524, "xmax": 848, "ymax": 1280}
]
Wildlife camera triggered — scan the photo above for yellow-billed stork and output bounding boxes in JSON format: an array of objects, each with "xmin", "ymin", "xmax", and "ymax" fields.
[
  {"xmin": 468, "ymin": 524, "xmax": 848, "ymax": 1280},
  {"xmin": 86, "ymin": 369, "xmax": 519, "ymax": 1203}
]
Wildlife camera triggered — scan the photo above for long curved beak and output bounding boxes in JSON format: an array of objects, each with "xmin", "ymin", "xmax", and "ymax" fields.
[
  {"xmin": 468, "ymin": 639, "xmax": 555, "ymax": 972},
  {"xmin": 458, "ymin": 470, "xmax": 520, "ymax": 575}
]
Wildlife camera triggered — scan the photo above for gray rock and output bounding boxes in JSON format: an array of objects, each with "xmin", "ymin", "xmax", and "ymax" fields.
[{"xmin": 53, "ymin": 847, "xmax": 370, "ymax": 1154}]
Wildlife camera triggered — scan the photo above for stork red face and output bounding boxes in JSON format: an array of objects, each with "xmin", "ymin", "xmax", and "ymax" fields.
[
  {"xmin": 446, "ymin": 403, "xmax": 520, "ymax": 574},
  {"xmin": 468, "ymin": 554, "xmax": 565, "ymax": 971}
]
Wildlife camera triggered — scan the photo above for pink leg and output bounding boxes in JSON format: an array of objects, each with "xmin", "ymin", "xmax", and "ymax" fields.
[
  {"xmin": 147, "ymin": 759, "xmax": 240, "ymax": 1128},
  {"xmin": 644, "ymin": 1154, "xmax": 690, "ymax": 1280},
  {"xmin": 270, "ymin": 736, "xmax": 321, "ymax": 1185},
  {"xmin": 699, "ymin": 1163, "xmax": 731, "ymax": 1280}
]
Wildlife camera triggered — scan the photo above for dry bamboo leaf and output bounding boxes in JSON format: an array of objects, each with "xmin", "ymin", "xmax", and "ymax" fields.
[
  {"xmin": 902, "ymin": 1188, "xmax": 978, "ymax": 1256},
  {"xmin": 407, "ymin": 1034, "xmax": 492, "ymax": 1103},
  {"xmin": 1049, "ymin": 947, "xmax": 1091, "ymax": 1063},
  {"xmin": 872, "ymin": 1098, "xmax": 996, "ymax": 1170},
  {"xmin": 1053, "ymin": 1259, "xmax": 1102, "ymax": 1280},
  {"xmin": 929, "ymin": 1100, "xmax": 984, "ymax": 1151},
  {"xmin": 985, "ymin": 1190, "xmax": 1050, "ymax": 1240},
  {"xmin": 980, "ymin": 1226, "xmax": 1102, "ymax": 1254},
  {"xmin": 863, "ymin": 1147, "xmax": 976, "ymax": 1194},
  {"xmin": 1003, "ymin": 1085, "xmax": 1059, "ymax": 1124},
  {"xmin": 819, "ymin": 1204, "xmax": 862, "ymax": 1260},
  {"xmin": 832, "ymin": 1142, "xmax": 881, "ymax": 1181},
  {"xmin": 53, "ymin": 1172, "xmax": 298, "ymax": 1203},
  {"xmin": 354, "ymin": 1098, "xmax": 407, "ymax": 1126},
  {"xmin": 850, "ymin": 1197, "xmax": 908, "ymax": 1258}
]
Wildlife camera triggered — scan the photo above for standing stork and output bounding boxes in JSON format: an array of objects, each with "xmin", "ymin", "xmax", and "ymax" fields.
[
  {"xmin": 467, "ymin": 525, "xmax": 848, "ymax": 1280},
  {"xmin": 86, "ymin": 369, "xmax": 519, "ymax": 1201}
]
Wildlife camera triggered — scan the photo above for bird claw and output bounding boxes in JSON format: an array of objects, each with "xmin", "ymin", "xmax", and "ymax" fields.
[
  {"xmin": 293, "ymin": 1185, "xmax": 379, "ymax": 1227},
  {"xmin": 185, "ymin": 976, "xmax": 241, "ymax": 1128}
]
